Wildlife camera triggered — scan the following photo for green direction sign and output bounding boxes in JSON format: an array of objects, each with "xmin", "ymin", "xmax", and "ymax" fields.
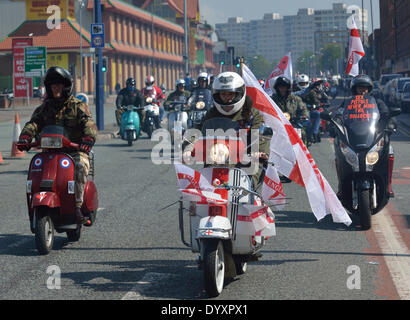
[{"xmin": 25, "ymin": 46, "xmax": 47, "ymax": 77}]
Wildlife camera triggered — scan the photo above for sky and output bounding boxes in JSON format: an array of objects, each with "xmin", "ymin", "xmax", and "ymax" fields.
[{"xmin": 198, "ymin": 0, "xmax": 380, "ymax": 32}]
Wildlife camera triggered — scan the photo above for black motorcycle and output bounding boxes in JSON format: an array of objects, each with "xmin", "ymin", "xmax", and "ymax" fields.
[
  {"xmin": 321, "ymin": 95, "xmax": 401, "ymax": 230},
  {"xmin": 187, "ymin": 91, "xmax": 212, "ymax": 129}
]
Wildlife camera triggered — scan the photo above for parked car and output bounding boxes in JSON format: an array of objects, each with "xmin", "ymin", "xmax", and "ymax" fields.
[
  {"xmin": 399, "ymin": 82, "xmax": 410, "ymax": 113},
  {"xmin": 379, "ymin": 74, "xmax": 401, "ymax": 102},
  {"xmin": 389, "ymin": 77, "xmax": 410, "ymax": 107}
]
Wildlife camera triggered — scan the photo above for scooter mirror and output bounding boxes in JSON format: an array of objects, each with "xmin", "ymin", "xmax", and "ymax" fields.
[
  {"xmin": 320, "ymin": 111, "xmax": 331, "ymax": 121},
  {"xmin": 389, "ymin": 107, "xmax": 401, "ymax": 118}
]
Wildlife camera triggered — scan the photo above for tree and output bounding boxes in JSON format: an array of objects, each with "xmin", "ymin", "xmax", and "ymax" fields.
[
  {"xmin": 317, "ymin": 43, "xmax": 343, "ymax": 75},
  {"xmin": 248, "ymin": 55, "xmax": 276, "ymax": 80}
]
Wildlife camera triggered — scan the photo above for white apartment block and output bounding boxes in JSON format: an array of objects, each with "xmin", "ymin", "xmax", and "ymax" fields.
[{"xmin": 215, "ymin": 2, "xmax": 368, "ymax": 63}]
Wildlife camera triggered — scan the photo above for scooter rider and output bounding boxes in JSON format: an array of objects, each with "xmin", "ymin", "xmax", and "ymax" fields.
[
  {"xmin": 17, "ymin": 67, "xmax": 98, "ymax": 224},
  {"xmin": 294, "ymin": 74, "xmax": 310, "ymax": 91},
  {"xmin": 301, "ymin": 78, "xmax": 329, "ymax": 143},
  {"xmin": 187, "ymin": 72, "xmax": 213, "ymax": 111},
  {"xmin": 183, "ymin": 72, "xmax": 270, "ymax": 189},
  {"xmin": 163, "ymin": 79, "xmax": 191, "ymax": 111},
  {"xmin": 271, "ymin": 76, "xmax": 309, "ymax": 182},
  {"xmin": 115, "ymin": 78, "xmax": 143, "ymax": 126},
  {"xmin": 141, "ymin": 75, "xmax": 166, "ymax": 123},
  {"xmin": 331, "ymin": 74, "xmax": 394, "ymax": 199}
]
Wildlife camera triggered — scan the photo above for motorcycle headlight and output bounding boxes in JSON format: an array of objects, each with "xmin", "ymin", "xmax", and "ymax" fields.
[
  {"xmin": 366, "ymin": 151, "xmax": 379, "ymax": 165},
  {"xmin": 196, "ymin": 101, "xmax": 205, "ymax": 110},
  {"xmin": 41, "ymin": 136, "xmax": 62, "ymax": 148},
  {"xmin": 284, "ymin": 112, "xmax": 291, "ymax": 121},
  {"xmin": 340, "ymin": 142, "xmax": 359, "ymax": 170},
  {"xmin": 209, "ymin": 143, "xmax": 229, "ymax": 164},
  {"xmin": 366, "ymin": 138, "xmax": 384, "ymax": 166}
]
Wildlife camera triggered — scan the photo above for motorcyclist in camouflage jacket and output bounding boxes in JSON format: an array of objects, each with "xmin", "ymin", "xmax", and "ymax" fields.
[
  {"xmin": 18, "ymin": 67, "xmax": 98, "ymax": 224},
  {"xmin": 163, "ymin": 79, "xmax": 191, "ymax": 111}
]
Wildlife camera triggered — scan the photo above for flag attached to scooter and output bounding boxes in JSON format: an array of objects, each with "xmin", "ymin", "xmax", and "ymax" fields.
[
  {"xmin": 261, "ymin": 165, "xmax": 286, "ymax": 210},
  {"xmin": 174, "ymin": 164, "xmax": 227, "ymax": 204},
  {"xmin": 236, "ymin": 205, "xmax": 276, "ymax": 237},
  {"xmin": 242, "ymin": 64, "xmax": 352, "ymax": 226}
]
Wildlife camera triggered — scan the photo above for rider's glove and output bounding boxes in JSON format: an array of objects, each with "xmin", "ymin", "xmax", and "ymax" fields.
[
  {"xmin": 17, "ymin": 135, "xmax": 32, "ymax": 151},
  {"xmin": 79, "ymin": 136, "xmax": 95, "ymax": 155}
]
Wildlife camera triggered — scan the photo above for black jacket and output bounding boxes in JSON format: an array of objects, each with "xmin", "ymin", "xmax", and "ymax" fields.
[{"xmin": 116, "ymin": 88, "xmax": 143, "ymax": 109}]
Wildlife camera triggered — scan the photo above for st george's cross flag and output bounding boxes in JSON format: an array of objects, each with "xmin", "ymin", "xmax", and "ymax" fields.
[
  {"xmin": 264, "ymin": 52, "xmax": 293, "ymax": 95},
  {"xmin": 346, "ymin": 16, "xmax": 365, "ymax": 76},
  {"xmin": 242, "ymin": 64, "xmax": 352, "ymax": 226}
]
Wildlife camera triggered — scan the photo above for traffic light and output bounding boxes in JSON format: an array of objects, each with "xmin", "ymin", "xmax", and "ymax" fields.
[
  {"xmin": 234, "ymin": 56, "xmax": 241, "ymax": 68},
  {"xmin": 102, "ymin": 56, "xmax": 108, "ymax": 72}
]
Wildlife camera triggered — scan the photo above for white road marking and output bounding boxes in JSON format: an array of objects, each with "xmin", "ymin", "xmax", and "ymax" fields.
[
  {"xmin": 121, "ymin": 272, "xmax": 174, "ymax": 300},
  {"xmin": 372, "ymin": 208, "xmax": 410, "ymax": 300}
]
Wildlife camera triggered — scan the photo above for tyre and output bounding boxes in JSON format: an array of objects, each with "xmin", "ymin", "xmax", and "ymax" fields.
[
  {"xmin": 358, "ymin": 190, "xmax": 372, "ymax": 230},
  {"xmin": 34, "ymin": 209, "xmax": 54, "ymax": 255},
  {"xmin": 126, "ymin": 131, "xmax": 133, "ymax": 146},
  {"xmin": 234, "ymin": 260, "xmax": 247, "ymax": 276},
  {"xmin": 203, "ymin": 240, "xmax": 225, "ymax": 297},
  {"xmin": 66, "ymin": 225, "xmax": 82, "ymax": 242},
  {"xmin": 146, "ymin": 124, "xmax": 153, "ymax": 139}
]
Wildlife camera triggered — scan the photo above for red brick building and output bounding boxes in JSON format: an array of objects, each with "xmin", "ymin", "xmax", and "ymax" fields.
[
  {"xmin": 379, "ymin": 0, "xmax": 410, "ymax": 75},
  {"xmin": 0, "ymin": 0, "xmax": 215, "ymax": 96}
]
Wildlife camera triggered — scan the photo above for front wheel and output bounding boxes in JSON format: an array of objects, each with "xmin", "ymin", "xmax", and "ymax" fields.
[
  {"xmin": 202, "ymin": 240, "xmax": 225, "ymax": 297},
  {"xmin": 126, "ymin": 131, "xmax": 133, "ymax": 146},
  {"xmin": 34, "ymin": 210, "xmax": 54, "ymax": 255},
  {"xmin": 66, "ymin": 225, "xmax": 82, "ymax": 242},
  {"xmin": 358, "ymin": 190, "xmax": 372, "ymax": 230}
]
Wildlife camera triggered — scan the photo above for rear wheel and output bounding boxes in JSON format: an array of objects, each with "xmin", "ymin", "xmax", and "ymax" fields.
[
  {"xmin": 358, "ymin": 190, "xmax": 372, "ymax": 230},
  {"xmin": 203, "ymin": 240, "xmax": 225, "ymax": 297},
  {"xmin": 34, "ymin": 209, "xmax": 54, "ymax": 255}
]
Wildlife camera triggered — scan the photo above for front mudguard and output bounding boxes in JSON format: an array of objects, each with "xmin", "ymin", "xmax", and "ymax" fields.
[{"xmin": 197, "ymin": 216, "xmax": 232, "ymax": 240}]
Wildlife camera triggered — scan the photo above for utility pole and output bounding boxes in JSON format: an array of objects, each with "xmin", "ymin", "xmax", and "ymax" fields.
[
  {"xmin": 79, "ymin": 0, "xmax": 85, "ymax": 93},
  {"xmin": 94, "ymin": 0, "xmax": 104, "ymax": 130},
  {"xmin": 183, "ymin": 0, "xmax": 189, "ymax": 75}
]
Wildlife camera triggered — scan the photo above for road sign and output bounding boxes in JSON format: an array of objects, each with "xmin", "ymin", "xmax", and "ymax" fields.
[
  {"xmin": 91, "ymin": 23, "xmax": 105, "ymax": 48},
  {"xmin": 24, "ymin": 46, "xmax": 47, "ymax": 78}
]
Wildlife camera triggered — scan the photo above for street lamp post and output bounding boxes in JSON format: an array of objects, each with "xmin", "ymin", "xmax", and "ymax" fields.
[
  {"xmin": 79, "ymin": 0, "xmax": 85, "ymax": 92},
  {"xmin": 183, "ymin": 0, "xmax": 189, "ymax": 75}
]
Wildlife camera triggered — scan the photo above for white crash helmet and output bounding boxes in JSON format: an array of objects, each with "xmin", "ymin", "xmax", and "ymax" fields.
[
  {"xmin": 175, "ymin": 78, "xmax": 185, "ymax": 88},
  {"xmin": 197, "ymin": 72, "xmax": 209, "ymax": 85},
  {"xmin": 145, "ymin": 75, "xmax": 155, "ymax": 89},
  {"xmin": 212, "ymin": 72, "xmax": 246, "ymax": 116},
  {"xmin": 297, "ymin": 74, "xmax": 310, "ymax": 89}
]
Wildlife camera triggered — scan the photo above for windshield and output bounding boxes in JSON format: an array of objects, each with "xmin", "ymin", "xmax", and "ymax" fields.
[
  {"xmin": 202, "ymin": 118, "xmax": 239, "ymax": 136},
  {"xmin": 398, "ymin": 79, "xmax": 410, "ymax": 91},
  {"xmin": 40, "ymin": 125, "xmax": 67, "ymax": 137},
  {"xmin": 342, "ymin": 95, "xmax": 380, "ymax": 149},
  {"xmin": 381, "ymin": 74, "xmax": 400, "ymax": 85}
]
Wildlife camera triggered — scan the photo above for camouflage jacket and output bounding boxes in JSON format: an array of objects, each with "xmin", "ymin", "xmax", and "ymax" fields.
[
  {"xmin": 271, "ymin": 93, "xmax": 309, "ymax": 119},
  {"xmin": 20, "ymin": 96, "xmax": 98, "ymax": 144}
]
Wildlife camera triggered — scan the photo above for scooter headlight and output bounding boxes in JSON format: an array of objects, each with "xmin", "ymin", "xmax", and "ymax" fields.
[
  {"xmin": 366, "ymin": 138, "xmax": 384, "ymax": 166},
  {"xmin": 284, "ymin": 112, "xmax": 291, "ymax": 121},
  {"xmin": 340, "ymin": 142, "xmax": 359, "ymax": 170},
  {"xmin": 41, "ymin": 136, "xmax": 62, "ymax": 148},
  {"xmin": 209, "ymin": 143, "xmax": 229, "ymax": 164},
  {"xmin": 195, "ymin": 101, "xmax": 205, "ymax": 110},
  {"xmin": 366, "ymin": 151, "xmax": 379, "ymax": 165}
]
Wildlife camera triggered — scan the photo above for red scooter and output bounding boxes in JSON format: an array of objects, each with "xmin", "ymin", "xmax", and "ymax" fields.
[{"xmin": 21, "ymin": 125, "xmax": 98, "ymax": 255}]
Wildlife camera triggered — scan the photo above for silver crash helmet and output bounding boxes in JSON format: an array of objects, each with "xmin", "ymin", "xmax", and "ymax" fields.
[{"xmin": 212, "ymin": 72, "xmax": 246, "ymax": 116}]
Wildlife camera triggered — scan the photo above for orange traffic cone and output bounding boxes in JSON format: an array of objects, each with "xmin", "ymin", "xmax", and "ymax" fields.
[
  {"xmin": 11, "ymin": 113, "xmax": 25, "ymax": 158},
  {"xmin": 0, "ymin": 147, "xmax": 4, "ymax": 164}
]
